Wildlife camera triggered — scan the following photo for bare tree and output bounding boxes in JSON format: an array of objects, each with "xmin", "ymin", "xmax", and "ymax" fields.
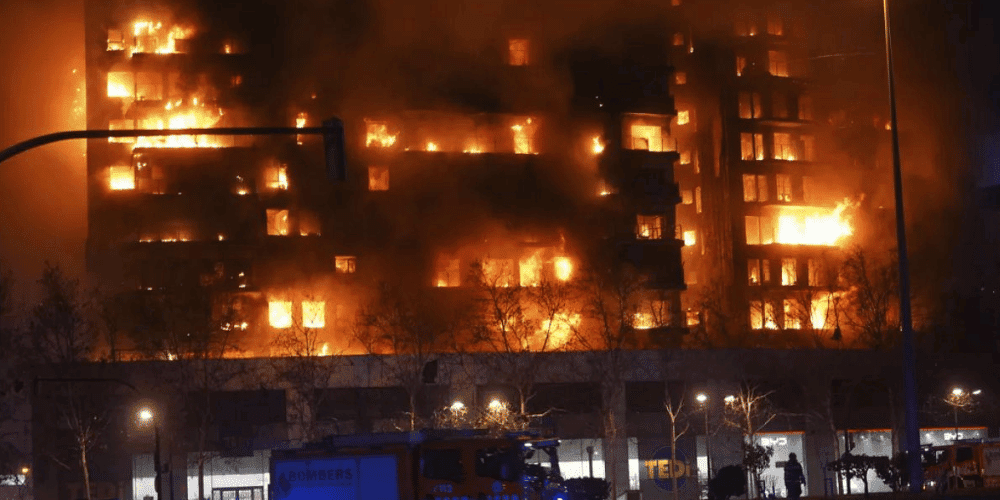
[
  {"xmin": 840, "ymin": 246, "xmax": 899, "ymax": 349},
  {"xmin": 723, "ymin": 385, "xmax": 777, "ymax": 499},
  {"xmin": 664, "ymin": 391, "xmax": 691, "ymax": 500}
]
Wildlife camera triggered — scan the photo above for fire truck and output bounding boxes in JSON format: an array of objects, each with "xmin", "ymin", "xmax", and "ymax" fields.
[
  {"xmin": 270, "ymin": 429, "xmax": 609, "ymax": 500},
  {"xmin": 922, "ymin": 438, "xmax": 1000, "ymax": 493}
]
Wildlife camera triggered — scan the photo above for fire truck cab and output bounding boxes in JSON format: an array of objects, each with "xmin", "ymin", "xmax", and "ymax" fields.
[{"xmin": 922, "ymin": 439, "xmax": 1000, "ymax": 493}]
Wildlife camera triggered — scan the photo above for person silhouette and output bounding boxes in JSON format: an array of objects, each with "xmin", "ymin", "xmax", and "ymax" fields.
[{"xmin": 783, "ymin": 453, "xmax": 805, "ymax": 499}]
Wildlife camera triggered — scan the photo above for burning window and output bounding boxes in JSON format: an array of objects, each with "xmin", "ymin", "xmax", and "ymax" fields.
[
  {"xmin": 686, "ymin": 309, "xmax": 700, "ymax": 326},
  {"xmin": 299, "ymin": 211, "xmax": 321, "ymax": 236},
  {"xmin": 266, "ymin": 209, "xmax": 290, "ymax": 236},
  {"xmin": 736, "ymin": 56, "xmax": 747, "ymax": 76},
  {"xmin": 230, "ymin": 75, "xmax": 243, "ymax": 87},
  {"xmin": 738, "ymin": 92, "xmax": 762, "ymax": 119},
  {"xmin": 510, "ymin": 117, "xmax": 537, "ymax": 154},
  {"xmin": 636, "ymin": 215, "xmax": 664, "ymax": 240},
  {"xmin": 740, "ymin": 133, "xmax": 764, "ymax": 160},
  {"xmin": 108, "ymin": 119, "xmax": 135, "ymax": 143},
  {"xmin": 683, "ymin": 230, "xmax": 697, "ymax": 246},
  {"xmin": 109, "ymin": 165, "xmax": 135, "ymax": 190},
  {"xmin": 335, "ymin": 256, "xmax": 357, "ymax": 274},
  {"xmin": 774, "ymin": 204, "xmax": 854, "ymax": 246},
  {"xmin": 745, "ymin": 215, "xmax": 775, "ymax": 245},
  {"xmin": 807, "ymin": 259, "xmax": 823, "ymax": 286},
  {"xmin": 748, "ymin": 260, "xmax": 761, "ymax": 285},
  {"xmin": 781, "ymin": 258, "xmax": 798, "ymax": 286},
  {"xmin": 136, "ymin": 72, "xmax": 163, "ymax": 101},
  {"xmin": 734, "ymin": 15, "xmax": 757, "ymax": 37},
  {"xmin": 481, "ymin": 259, "xmax": 516, "ymax": 287},
  {"xmin": 776, "ymin": 174, "xmax": 792, "ymax": 202},
  {"xmin": 772, "ymin": 91, "xmax": 788, "ymax": 118},
  {"xmin": 801, "ymin": 136, "xmax": 815, "ymax": 161},
  {"xmin": 768, "ymin": 50, "xmax": 789, "ymax": 77},
  {"xmin": 750, "ymin": 301, "xmax": 777, "ymax": 329},
  {"xmin": 597, "ymin": 179, "xmax": 617, "ymax": 197},
  {"xmin": 295, "ymin": 112, "xmax": 307, "ymax": 145},
  {"xmin": 269, "ymin": 301, "xmax": 293, "ymax": 329},
  {"xmin": 519, "ymin": 253, "xmax": 543, "ymax": 287},
  {"xmin": 783, "ymin": 299, "xmax": 801, "ymax": 329},
  {"xmin": 591, "ymin": 136, "xmax": 605, "ymax": 154},
  {"xmin": 772, "ymin": 133, "xmax": 795, "ymax": 160},
  {"xmin": 675, "ymin": 71, "xmax": 687, "ymax": 85},
  {"xmin": 435, "ymin": 258, "xmax": 461, "ymax": 287},
  {"xmin": 680, "ymin": 150, "xmax": 691, "ymax": 164},
  {"xmin": 554, "ymin": 256, "xmax": 573, "ymax": 282},
  {"xmin": 681, "ymin": 190, "xmax": 693, "ymax": 205},
  {"xmin": 672, "ymin": 33, "xmax": 685, "ymax": 46},
  {"xmin": 676, "ymin": 110, "xmax": 690, "ymax": 126},
  {"xmin": 130, "ymin": 20, "xmax": 193, "ymax": 55},
  {"xmin": 742, "ymin": 174, "xmax": 768, "ymax": 202},
  {"xmin": 265, "ymin": 164, "xmax": 289, "ymax": 190},
  {"xmin": 634, "ymin": 300, "xmax": 669, "ymax": 330},
  {"xmin": 107, "ymin": 72, "xmax": 134, "ymax": 98},
  {"xmin": 302, "ymin": 301, "xmax": 325, "ymax": 328},
  {"xmin": 624, "ymin": 114, "xmax": 672, "ymax": 152},
  {"xmin": 767, "ymin": 15, "xmax": 784, "ymax": 36},
  {"xmin": 695, "ymin": 187, "xmax": 702, "ymax": 213},
  {"xmin": 365, "ymin": 120, "xmax": 397, "ymax": 148},
  {"xmin": 508, "ymin": 38, "xmax": 529, "ymax": 66},
  {"xmin": 368, "ymin": 166, "xmax": 389, "ymax": 191},
  {"xmin": 798, "ymin": 95, "xmax": 813, "ymax": 120},
  {"xmin": 107, "ymin": 29, "xmax": 125, "ymax": 51}
]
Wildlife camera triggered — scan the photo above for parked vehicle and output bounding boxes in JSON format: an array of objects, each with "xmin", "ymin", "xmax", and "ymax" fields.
[
  {"xmin": 270, "ymin": 429, "xmax": 606, "ymax": 500},
  {"xmin": 922, "ymin": 438, "xmax": 1000, "ymax": 493}
]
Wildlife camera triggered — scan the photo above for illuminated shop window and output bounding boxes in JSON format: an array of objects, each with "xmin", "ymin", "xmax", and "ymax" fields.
[
  {"xmin": 768, "ymin": 50, "xmax": 789, "ymax": 77},
  {"xmin": 265, "ymin": 164, "xmax": 288, "ymax": 190},
  {"xmin": 636, "ymin": 215, "xmax": 664, "ymax": 240},
  {"xmin": 107, "ymin": 72, "xmax": 134, "ymax": 98},
  {"xmin": 757, "ymin": 432, "xmax": 806, "ymax": 498},
  {"xmin": 776, "ymin": 174, "xmax": 792, "ymax": 202},
  {"xmin": 740, "ymin": 133, "xmax": 764, "ymax": 160},
  {"xmin": 368, "ymin": 166, "xmax": 389, "ymax": 191},
  {"xmin": 781, "ymin": 258, "xmax": 797, "ymax": 286},
  {"xmin": 739, "ymin": 91, "xmax": 762, "ymax": 119},
  {"xmin": 335, "ymin": 256, "xmax": 356, "ymax": 274},
  {"xmin": 302, "ymin": 301, "xmax": 325, "ymax": 328},
  {"xmin": 266, "ymin": 209, "xmax": 290, "ymax": 236},
  {"xmin": 508, "ymin": 38, "xmax": 529, "ymax": 66},
  {"xmin": 269, "ymin": 301, "xmax": 293, "ymax": 329},
  {"xmin": 109, "ymin": 165, "xmax": 135, "ymax": 190}
]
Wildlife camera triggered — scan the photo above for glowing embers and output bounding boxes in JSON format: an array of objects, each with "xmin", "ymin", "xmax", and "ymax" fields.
[
  {"xmin": 107, "ymin": 72, "xmax": 134, "ymax": 98},
  {"xmin": 623, "ymin": 114, "xmax": 674, "ymax": 152},
  {"xmin": 425, "ymin": 142, "xmax": 439, "ymax": 152},
  {"xmin": 365, "ymin": 120, "xmax": 398, "ymax": 148},
  {"xmin": 510, "ymin": 117, "xmax": 537, "ymax": 154},
  {"xmin": 269, "ymin": 301, "xmax": 293, "ymax": 329},
  {"xmin": 597, "ymin": 180, "xmax": 617, "ymax": 197},
  {"xmin": 508, "ymin": 38, "xmax": 529, "ymax": 66},
  {"xmin": 108, "ymin": 165, "xmax": 135, "ymax": 190},
  {"xmin": 302, "ymin": 301, "xmax": 326, "ymax": 328},
  {"xmin": 265, "ymin": 164, "xmax": 289, "ymax": 190},
  {"xmin": 266, "ymin": 209, "xmax": 290, "ymax": 236},
  {"xmin": 636, "ymin": 214, "xmax": 665, "ymax": 240},
  {"xmin": 368, "ymin": 166, "xmax": 389, "ymax": 191}
]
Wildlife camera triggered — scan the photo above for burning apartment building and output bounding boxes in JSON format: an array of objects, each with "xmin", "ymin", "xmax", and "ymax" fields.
[{"xmin": 23, "ymin": 0, "xmax": 928, "ymax": 499}]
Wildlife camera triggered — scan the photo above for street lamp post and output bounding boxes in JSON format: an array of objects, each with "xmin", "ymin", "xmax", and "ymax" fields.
[
  {"xmin": 696, "ymin": 393, "xmax": 711, "ymax": 486},
  {"xmin": 944, "ymin": 388, "xmax": 981, "ymax": 442},
  {"xmin": 138, "ymin": 408, "xmax": 167, "ymax": 500}
]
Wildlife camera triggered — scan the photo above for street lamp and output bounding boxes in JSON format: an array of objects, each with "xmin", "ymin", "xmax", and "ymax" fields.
[
  {"xmin": 696, "ymin": 393, "xmax": 712, "ymax": 486},
  {"xmin": 137, "ymin": 407, "xmax": 164, "ymax": 500},
  {"xmin": 944, "ymin": 387, "xmax": 980, "ymax": 442}
]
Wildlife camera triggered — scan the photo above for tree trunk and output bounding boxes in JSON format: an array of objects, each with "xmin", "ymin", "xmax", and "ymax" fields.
[
  {"xmin": 80, "ymin": 443, "xmax": 92, "ymax": 500},
  {"xmin": 670, "ymin": 422, "xmax": 679, "ymax": 500}
]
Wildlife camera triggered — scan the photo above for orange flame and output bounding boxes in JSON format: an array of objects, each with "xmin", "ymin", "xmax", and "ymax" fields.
[
  {"xmin": 130, "ymin": 20, "xmax": 194, "ymax": 55},
  {"xmin": 134, "ymin": 101, "xmax": 226, "ymax": 149},
  {"xmin": 554, "ymin": 257, "xmax": 573, "ymax": 281},
  {"xmin": 591, "ymin": 136, "xmax": 605, "ymax": 154},
  {"xmin": 365, "ymin": 121, "xmax": 397, "ymax": 148},
  {"xmin": 775, "ymin": 200, "xmax": 855, "ymax": 246}
]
